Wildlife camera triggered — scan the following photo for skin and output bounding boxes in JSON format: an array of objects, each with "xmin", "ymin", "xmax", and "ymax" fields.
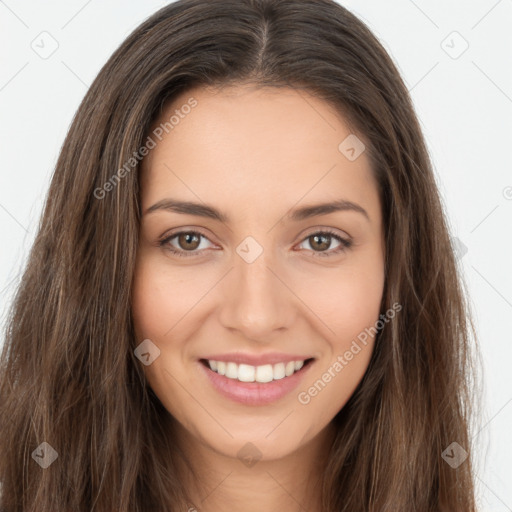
[{"xmin": 131, "ymin": 83, "xmax": 385, "ymax": 512}]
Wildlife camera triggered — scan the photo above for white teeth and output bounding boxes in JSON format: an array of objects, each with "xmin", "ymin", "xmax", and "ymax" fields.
[
  {"xmin": 273, "ymin": 363, "xmax": 286, "ymax": 380},
  {"xmin": 238, "ymin": 364, "xmax": 255, "ymax": 382},
  {"xmin": 255, "ymin": 364, "xmax": 273, "ymax": 383},
  {"xmin": 217, "ymin": 361, "xmax": 226, "ymax": 376},
  {"xmin": 206, "ymin": 359, "xmax": 308, "ymax": 382},
  {"xmin": 225, "ymin": 362, "xmax": 238, "ymax": 379}
]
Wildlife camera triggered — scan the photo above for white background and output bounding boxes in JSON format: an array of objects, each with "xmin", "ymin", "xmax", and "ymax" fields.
[{"xmin": 1, "ymin": 1, "xmax": 511, "ymax": 509}]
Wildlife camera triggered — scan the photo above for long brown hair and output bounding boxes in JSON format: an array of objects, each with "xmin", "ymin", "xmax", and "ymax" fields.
[{"xmin": 0, "ymin": 0, "xmax": 481, "ymax": 510}]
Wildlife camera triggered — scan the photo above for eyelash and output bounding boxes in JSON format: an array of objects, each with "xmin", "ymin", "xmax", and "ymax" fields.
[{"xmin": 158, "ymin": 229, "xmax": 352, "ymax": 259}]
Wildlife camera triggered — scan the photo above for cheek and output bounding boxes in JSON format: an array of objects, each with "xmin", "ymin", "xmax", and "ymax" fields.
[
  {"xmin": 296, "ymin": 255, "xmax": 384, "ymax": 349},
  {"xmin": 296, "ymin": 290, "xmax": 381, "ymax": 428},
  {"xmin": 131, "ymin": 265, "xmax": 169, "ymax": 340},
  {"xmin": 131, "ymin": 257, "xmax": 202, "ymax": 340},
  {"xmin": 131, "ymin": 260, "xmax": 195, "ymax": 420},
  {"xmin": 293, "ymin": 254, "xmax": 384, "ymax": 419}
]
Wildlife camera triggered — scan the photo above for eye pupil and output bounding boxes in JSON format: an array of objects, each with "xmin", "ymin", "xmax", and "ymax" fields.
[
  {"xmin": 179, "ymin": 232, "xmax": 200, "ymax": 250},
  {"xmin": 310, "ymin": 234, "xmax": 330, "ymax": 251}
]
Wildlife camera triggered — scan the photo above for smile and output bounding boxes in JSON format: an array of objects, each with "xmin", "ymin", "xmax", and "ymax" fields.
[
  {"xmin": 198, "ymin": 356, "xmax": 315, "ymax": 405},
  {"xmin": 205, "ymin": 359, "xmax": 310, "ymax": 383}
]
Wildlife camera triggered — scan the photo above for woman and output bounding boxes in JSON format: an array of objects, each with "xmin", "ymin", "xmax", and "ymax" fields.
[{"xmin": 0, "ymin": 0, "xmax": 480, "ymax": 510}]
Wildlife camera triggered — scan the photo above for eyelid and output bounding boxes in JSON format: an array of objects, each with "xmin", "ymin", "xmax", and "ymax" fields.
[
  {"xmin": 159, "ymin": 227, "xmax": 218, "ymax": 251},
  {"xmin": 300, "ymin": 225, "xmax": 351, "ymax": 241}
]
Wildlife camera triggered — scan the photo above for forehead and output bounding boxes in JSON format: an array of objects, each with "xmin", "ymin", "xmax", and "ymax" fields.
[{"xmin": 140, "ymin": 84, "xmax": 379, "ymax": 225}]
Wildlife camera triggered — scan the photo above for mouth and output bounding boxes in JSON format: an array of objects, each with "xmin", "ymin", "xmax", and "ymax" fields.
[
  {"xmin": 199, "ymin": 357, "xmax": 315, "ymax": 383},
  {"xmin": 198, "ymin": 357, "xmax": 315, "ymax": 406}
]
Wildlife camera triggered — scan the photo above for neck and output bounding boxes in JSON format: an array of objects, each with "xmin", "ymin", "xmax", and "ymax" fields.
[{"xmin": 172, "ymin": 419, "xmax": 337, "ymax": 512}]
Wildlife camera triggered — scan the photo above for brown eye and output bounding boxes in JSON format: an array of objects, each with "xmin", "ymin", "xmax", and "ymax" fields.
[
  {"xmin": 177, "ymin": 232, "xmax": 201, "ymax": 251},
  {"xmin": 297, "ymin": 230, "xmax": 352, "ymax": 258},
  {"xmin": 308, "ymin": 233, "xmax": 331, "ymax": 252},
  {"xmin": 159, "ymin": 230, "xmax": 215, "ymax": 258}
]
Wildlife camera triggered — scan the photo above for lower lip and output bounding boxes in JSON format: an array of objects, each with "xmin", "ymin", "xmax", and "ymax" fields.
[{"xmin": 198, "ymin": 360, "xmax": 314, "ymax": 406}]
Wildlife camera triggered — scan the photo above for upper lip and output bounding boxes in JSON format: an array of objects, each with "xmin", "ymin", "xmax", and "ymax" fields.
[{"xmin": 200, "ymin": 352, "xmax": 314, "ymax": 366}]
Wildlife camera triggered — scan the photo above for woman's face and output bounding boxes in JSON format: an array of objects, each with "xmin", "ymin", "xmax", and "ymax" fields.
[{"xmin": 132, "ymin": 84, "xmax": 385, "ymax": 461}]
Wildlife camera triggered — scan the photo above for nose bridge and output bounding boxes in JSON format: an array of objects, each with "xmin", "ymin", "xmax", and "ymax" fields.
[{"xmin": 218, "ymin": 237, "xmax": 294, "ymax": 339}]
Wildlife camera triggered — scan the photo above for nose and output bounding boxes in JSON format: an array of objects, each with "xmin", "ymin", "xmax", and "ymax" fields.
[{"xmin": 217, "ymin": 246, "xmax": 297, "ymax": 343}]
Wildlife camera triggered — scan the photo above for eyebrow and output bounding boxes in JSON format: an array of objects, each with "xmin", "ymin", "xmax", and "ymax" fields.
[{"xmin": 144, "ymin": 198, "xmax": 370, "ymax": 223}]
